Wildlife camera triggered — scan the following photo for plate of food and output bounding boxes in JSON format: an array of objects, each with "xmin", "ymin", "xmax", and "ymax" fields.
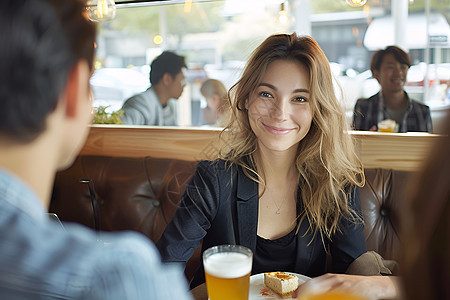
[{"xmin": 249, "ymin": 271, "xmax": 311, "ymax": 299}]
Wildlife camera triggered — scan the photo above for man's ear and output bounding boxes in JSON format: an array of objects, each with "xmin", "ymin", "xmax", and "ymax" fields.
[
  {"xmin": 64, "ymin": 61, "xmax": 89, "ymax": 118},
  {"xmin": 162, "ymin": 73, "xmax": 173, "ymax": 86},
  {"xmin": 372, "ymin": 70, "xmax": 380, "ymax": 83}
]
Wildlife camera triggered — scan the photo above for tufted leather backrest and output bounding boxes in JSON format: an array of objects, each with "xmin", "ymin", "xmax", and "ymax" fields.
[
  {"xmin": 52, "ymin": 156, "xmax": 197, "ymax": 238},
  {"xmin": 360, "ymin": 169, "xmax": 413, "ymax": 261},
  {"xmin": 51, "ymin": 156, "xmax": 413, "ymax": 279},
  {"xmin": 50, "ymin": 156, "xmax": 200, "ymax": 280}
]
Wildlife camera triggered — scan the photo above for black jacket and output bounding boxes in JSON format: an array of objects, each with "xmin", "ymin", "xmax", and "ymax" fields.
[{"xmin": 156, "ymin": 159, "xmax": 366, "ymax": 288}]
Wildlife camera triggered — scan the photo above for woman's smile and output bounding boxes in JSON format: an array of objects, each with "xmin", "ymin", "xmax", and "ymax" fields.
[{"xmin": 262, "ymin": 122, "xmax": 295, "ymax": 135}]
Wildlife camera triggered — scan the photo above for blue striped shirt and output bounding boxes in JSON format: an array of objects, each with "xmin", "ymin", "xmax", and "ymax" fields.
[{"xmin": 0, "ymin": 169, "xmax": 192, "ymax": 299}]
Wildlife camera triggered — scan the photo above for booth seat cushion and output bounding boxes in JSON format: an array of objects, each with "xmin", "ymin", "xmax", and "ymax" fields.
[
  {"xmin": 52, "ymin": 156, "xmax": 197, "ymax": 238},
  {"xmin": 360, "ymin": 168, "xmax": 412, "ymax": 261},
  {"xmin": 51, "ymin": 156, "xmax": 413, "ymax": 279},
  {"xmin": 50, "ymin": 156, "xmax": 200, "ymax": 280}
]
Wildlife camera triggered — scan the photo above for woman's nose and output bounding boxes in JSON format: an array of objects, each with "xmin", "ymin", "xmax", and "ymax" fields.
[{"xmin": 269, "ymin": 98, "xmax": 288, "ymax": 121}]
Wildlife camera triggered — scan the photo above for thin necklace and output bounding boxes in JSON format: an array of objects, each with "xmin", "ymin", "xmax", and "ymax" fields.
[
  {"xmin": 275, "ymin": 203, "xmax": 283, "ymax": 215},
  {"xmin": 272, "ymin": 179, "xmax": 297, "ymax": 215}
]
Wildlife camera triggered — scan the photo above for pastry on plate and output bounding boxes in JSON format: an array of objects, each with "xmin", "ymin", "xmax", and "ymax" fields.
[{"xmin": 264, "ymin": 271, "xmax": 299, "ymax": 298}]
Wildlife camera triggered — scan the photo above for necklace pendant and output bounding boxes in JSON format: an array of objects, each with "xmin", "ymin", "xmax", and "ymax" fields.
[{"xmin": 276, "ymin": 209, "xmax": 281, "ymax": 214}]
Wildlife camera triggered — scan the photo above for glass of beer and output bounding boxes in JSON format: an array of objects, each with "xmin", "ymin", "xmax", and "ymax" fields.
[
  {"xmin": 203, "ymin": 244, "xmax": 253, "ymax": 300},
  {"xmin": 378, "ymin": 119, "xmax": 397, "ymax": 133}
]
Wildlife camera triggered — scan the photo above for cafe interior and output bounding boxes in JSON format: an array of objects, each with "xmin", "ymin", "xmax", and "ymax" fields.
[{"xmin": 48, "ymin": 0, "xmax": 449, "ymax": 299}]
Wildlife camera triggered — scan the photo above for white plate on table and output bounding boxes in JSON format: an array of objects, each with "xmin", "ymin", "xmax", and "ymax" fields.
[{"xmin": 249, "ymin": 272, "xmax": 311, "ymax": 299}]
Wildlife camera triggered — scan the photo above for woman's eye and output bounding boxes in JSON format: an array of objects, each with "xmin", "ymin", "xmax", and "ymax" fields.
[
  {"xmin": 259, "ymin": 91, "xmax": 272, "ymax": 98},
  {"xmin": 293, "ymin": 96, "xmax": 307, "ymax": 103}
]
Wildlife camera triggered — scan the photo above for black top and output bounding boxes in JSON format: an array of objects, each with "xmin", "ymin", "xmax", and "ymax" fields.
[{"xmin": 253, "ymin": 227, "xmax": 297, "ymax": 274}]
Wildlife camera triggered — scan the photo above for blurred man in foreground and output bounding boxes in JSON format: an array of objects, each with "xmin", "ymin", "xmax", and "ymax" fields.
[{"xmin": 0, "ymin": 0, "xmax": 191, "ymax": 298}]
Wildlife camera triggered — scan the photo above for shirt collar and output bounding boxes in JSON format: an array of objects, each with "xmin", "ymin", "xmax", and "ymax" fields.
[
  {"xmin": 0, "ymin": 168, "xmax": 47, "ymax": 223},
  {"xmin": 378, "ymin": 90, "xmax": 413, "ymax": 110}
]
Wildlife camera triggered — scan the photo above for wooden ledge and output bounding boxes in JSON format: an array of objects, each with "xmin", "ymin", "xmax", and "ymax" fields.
[{"xmin": 80, "ymin": 125, "xmax": 445, "ymax": 171}]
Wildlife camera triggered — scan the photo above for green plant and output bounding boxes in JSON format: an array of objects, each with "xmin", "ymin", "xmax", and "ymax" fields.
[{"xmin": 93, "ymin": 106, "xmax": 124, "ymax": 124}]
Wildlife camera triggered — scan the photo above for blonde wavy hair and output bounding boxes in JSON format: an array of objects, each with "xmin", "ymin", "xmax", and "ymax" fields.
[{"xmin": 219, "ymin": 33, "xmax": 365, "ymax": 240}]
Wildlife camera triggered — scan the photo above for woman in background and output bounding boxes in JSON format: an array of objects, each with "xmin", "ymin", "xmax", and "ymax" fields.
[
  {"xmin": 201, "ymin": 78, "xmax": 228, "ymax": 126},
  {"xmin": 157, "ymin": 33, "xmax": 397, "ymax": 299}
]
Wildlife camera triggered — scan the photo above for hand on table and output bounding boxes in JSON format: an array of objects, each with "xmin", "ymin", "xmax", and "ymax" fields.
[{"xmin": 292, "ymin": 274, "xmax": 398, "ymax": 300}]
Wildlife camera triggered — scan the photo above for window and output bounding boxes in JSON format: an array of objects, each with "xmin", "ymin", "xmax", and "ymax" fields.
[{"xmin": 91, "ymin": 0, "xmax": 450, "ymax": 131}]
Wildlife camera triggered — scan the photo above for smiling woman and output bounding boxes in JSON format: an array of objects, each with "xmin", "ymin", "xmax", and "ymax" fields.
[
  {"xmin": 220, "ymin": 33, "xmax": 364, "ymax": 243},
  {"xmin": 155, "ymin": 34, "xmax": 399, "ymax": 300}
]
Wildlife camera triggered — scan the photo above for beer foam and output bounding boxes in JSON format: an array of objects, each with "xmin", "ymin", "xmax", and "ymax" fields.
[{"xmin": 204, "ymin": 252, "xmax": 252, "ymax": 278}]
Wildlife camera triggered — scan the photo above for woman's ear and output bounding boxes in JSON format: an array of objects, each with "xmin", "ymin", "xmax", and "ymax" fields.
[{"xmin": 244, "ymin": 98, "xmax": 249, "ymax": 110}]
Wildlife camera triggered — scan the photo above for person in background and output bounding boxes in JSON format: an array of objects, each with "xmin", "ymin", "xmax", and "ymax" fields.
[
  {"xmin": 201, "ymin": 78, "xmax": 228, "ymax": 126},
  {"xmin": 157, "ymin": 33, "xmax": 397, "ymax": 299},
  {"xmin": 121, "ymin": 51, "xmax": 186, "ymax": 126},
  {"xmin": 0, "ymin": 0, "xmax": 191, "ymax": 298},
  {"xmin": 352, "ymin": 45, "xmax": 432, "ymax": 133},
  {"xmin": 399, "ymin": 114, "xmax": 450, "ymax": 299}
]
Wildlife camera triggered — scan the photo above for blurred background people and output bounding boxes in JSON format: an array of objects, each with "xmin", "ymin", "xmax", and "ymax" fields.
[
  {"xmin": 200, "ymin": 78, "xmax": 228, "ymax": 126},
  {"xmin": 352, "ymin": 46, "xmax": 432, "ymax": 133},
  {"xmin": 121, "ymin": 51, "xmax": 186, "ymax": 125},
  {"xmin": 400, "ymin": 115, "xmax": 450, "ymax": 299},
  {"xmin": 0, "ymin": 0, "xmax": 191, "ymax": 298}
]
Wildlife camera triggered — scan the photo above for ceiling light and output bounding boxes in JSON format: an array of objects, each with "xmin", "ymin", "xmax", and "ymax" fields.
[
  {"xmin": 346, "ymin": 0, "xmax": 367, "ymax": 7},
  {"xmin": 86, "ymin": 0, "xmax": 116, "ymax": 22},
  {"xmin": 279, "ymin": 2, "xmax": 288, "ymax": 25}
]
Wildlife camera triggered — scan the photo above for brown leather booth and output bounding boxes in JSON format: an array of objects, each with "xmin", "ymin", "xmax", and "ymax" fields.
[
  {"xmin": 360, "ymin": 168, "xmax": 412, "ymax": 262},
  {"xmin": 50, "ymin": 156, "xmax": 413, "ymax": 280}
]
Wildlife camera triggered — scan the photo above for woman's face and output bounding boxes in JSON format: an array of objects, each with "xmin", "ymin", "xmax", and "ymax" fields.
[{"xmin": 246, "ymin": 59, "xmax": 313, "ymax": 154}]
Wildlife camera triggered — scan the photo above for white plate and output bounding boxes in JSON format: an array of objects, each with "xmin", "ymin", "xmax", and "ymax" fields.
[{"xmin": 249, "ymin": 272, "xmax": 311, "ymax": 299}]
